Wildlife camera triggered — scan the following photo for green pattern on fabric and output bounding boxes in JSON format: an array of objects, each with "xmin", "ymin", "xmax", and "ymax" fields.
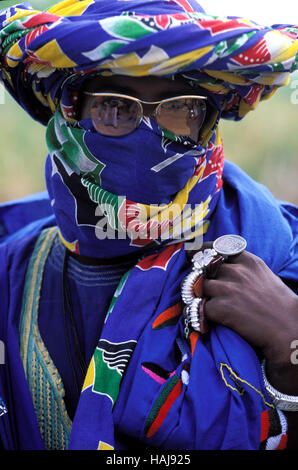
[
  {"xmin": 46, "ymin": 110, "xmax": 106, "ymax": 185},
  {"xmin": 83, "ymin": 39, "xmax": 128, "ymax": 61},
  {"xmin": 100, "ymin": 17, "xmax": 155, "ymax": 41},
  {"xmin": 214, "ymin": 31, "xmax": 256, "ymax": 58},
  {"xmin": 104, "ymin": 270, "xmax": 131, "ymax": 323},
  {"xmin": 93, "ymin": 347, "xmax": 122, "ymax": 405},
  {"xmin": 19, "ymin": 228, "xmax": 72, "ymax": 450},
  {"xmin": 81, "ymin": 177, "xmax": 125, "ymax": 231},
  {"xmin": 144, "ymin": 373, "xmax": 180, "ymax": 435}
]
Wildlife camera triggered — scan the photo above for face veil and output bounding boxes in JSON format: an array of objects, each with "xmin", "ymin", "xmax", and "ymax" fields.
[{"xmin": 0, "ymin": 0, "xmax": 297, "ymax": 256}]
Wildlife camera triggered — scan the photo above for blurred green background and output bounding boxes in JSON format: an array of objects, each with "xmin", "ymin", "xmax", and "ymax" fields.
[{"xmin": 0, "ymin": 78, "xmax": 297, "ymax": 204}]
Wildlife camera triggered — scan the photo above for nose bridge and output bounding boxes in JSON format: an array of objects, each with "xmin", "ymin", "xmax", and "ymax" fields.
[{"xmin": 140, "ymin": 100, "xmax": 158, "ymax": 117}]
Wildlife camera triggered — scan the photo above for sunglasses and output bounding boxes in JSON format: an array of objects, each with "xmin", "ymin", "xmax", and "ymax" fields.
[{"xmin": 82, "ymin": 92, "xmax": 208, "ymax": 142}]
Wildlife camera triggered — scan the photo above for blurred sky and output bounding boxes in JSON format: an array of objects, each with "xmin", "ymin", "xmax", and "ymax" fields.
[{"xmin": 199, "ymin": 0, "xmax": 298, "ymax": 26}]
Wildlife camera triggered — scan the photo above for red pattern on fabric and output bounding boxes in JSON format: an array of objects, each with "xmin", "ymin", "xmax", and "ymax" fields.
[
  {"xmin": 276, "ymin": 434, "xmax": 287, "ymax": 450},
  {"xmin": 23, "ymin": 50, "xmax": 52, "ymax": 66},
  {"xmin": 22, "ymin": 12, "xmax": 60, "ymax": 28},
  {"xmin": 119, "ymin": 200, "xmax": 176, "ymax": 241},
  {"xmin": 172, "ymin": 13, "xmax": 192, "ymax": 22},
  {"xmin": 156, "ymin": 14, "xmax": 171, "ymax": 29},
  {"xmin": 201, "ymin": 142, "xmax": 224, "ymax": 192},
  {"xmin": 136, "ymin": 243, "xmax": 182, "ymax": 271},
  {"xmin": 146, "ymin": 378, "xmax": 183, "ymax": 438},
  {"xmin": 260, "ymin": 410, "xmax": 270, "ymax": 442},
  {"xmin": 233, "ymin": 37, "xmax": 271, "ymax": 66},
  {"xmin": 25, "ymin": 25, "xmax": 49, "ymax": 47},
  {"xmin": 189, "ymin": 331, "xmax": 199, "ymax": 356},
  {"xmin": 197, "ymin": 19, "xmax": 253, "ymax": 36},
  {"xmin": 243, "ymin": 84, "xmax": 264, "ymax": 107},
  {"xmin": 172, "ymin": 0, "xmax": 195, "ymax": 13},
  {"xmin": 152, "ymin": 302, "xmax": 182, "ymax": 329}
]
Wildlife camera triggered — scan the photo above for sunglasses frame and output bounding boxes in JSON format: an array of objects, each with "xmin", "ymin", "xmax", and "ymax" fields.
[{"xmin": 83, "ymin": 91, "xmax": 208, "ymax": 137}]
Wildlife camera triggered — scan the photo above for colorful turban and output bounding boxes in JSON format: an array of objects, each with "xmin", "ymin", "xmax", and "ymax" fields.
[
  {"xmin": 0, "ymin": 0, "xmax": 297, "ymax": 258},
  {"xmin": 0, "ymin": 0, "xmax": 297, "ymax": 124}
]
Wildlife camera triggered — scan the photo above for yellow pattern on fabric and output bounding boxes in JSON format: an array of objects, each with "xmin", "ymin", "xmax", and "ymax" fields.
[
  {"xmin": 34, "ymin": 39, "xmax": 77, "ymax": 68},
  {"xmin": 141, "ymin": 163, "xmax": 205, "ymax": 222},
  {"xmin": 220, "ymin": 363, "xmax": 274, "ymax": 409},
  {"xmin": 264, "ymin": 30, "xmax": 298, "ymax": 63},
  {"xmin": 47, "ymin": 91, "xmax": 57, "ymax": 113},
  {"xmin": 19, "ymin": 227, "xmax": 73, "ymax": 450},
  {"xmin": 98, "ymin": 440, "xmax": 115, "ymax": 450},
  {"xmin": 205, "ymin": 70, "xmax": 250, "ymax": 86},
  {"xmin": 48, "ymin": 0, "xmax": 94, "ymax": 16},
  {"xmin": 6, "ymin": 42, "xmax": 23, "ymax": 68},
  {"xmin": 20, "ymin": 228, "xmax": 56, "ymax": 367},
  {"xmin": 58, "ymin": 229, "xmax": 78, "ymax": 252},
  {"xmin": 82, "ymin": 357, "xmax": 95, "ymax": 392},
  {"xmin": 99, "ymin": 45, "xmax": 213, "ymax": 77},
  {"xmin": 5, "ymin": 7, "xmax": 39, "ymax": 24}
]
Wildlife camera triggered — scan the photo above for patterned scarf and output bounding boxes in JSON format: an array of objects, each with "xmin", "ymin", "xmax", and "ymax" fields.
[
  {"xmin": 45, "ymin": 105, "xmax": 223, "ymax": 257},
  {"xmin": 1, "ymin": 0, "xmax": 298, "ymax": 255}
]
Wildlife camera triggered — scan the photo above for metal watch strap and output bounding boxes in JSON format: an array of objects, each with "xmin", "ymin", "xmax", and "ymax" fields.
[{"xmin": 261, "ymin": 360, "xmax": 298, "ymax": 412}]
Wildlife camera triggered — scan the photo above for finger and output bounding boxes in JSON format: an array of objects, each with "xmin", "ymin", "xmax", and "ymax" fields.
[
  {"xmin": 225, "ymin": 250, "xmax": 248, "ymax": 264},
  {"xmin": 226, "ymin": 249, "xmax": 262, "ymax": 266},
  {"xmin": 207, "ymin": 262, "xmax": 242, "ymax": 282},
  {"xmin": 204, "ymin": 297, "xmax": 230, "ymax": 326},
  {"xmin": 203, "ymin": 278, "xmax": 236, "ymax": 298}
]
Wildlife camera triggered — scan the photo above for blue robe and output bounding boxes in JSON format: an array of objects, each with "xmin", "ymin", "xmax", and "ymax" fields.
[{"xmin": 0, "ymin": 161, "xmax": 297, "ymax": 450}]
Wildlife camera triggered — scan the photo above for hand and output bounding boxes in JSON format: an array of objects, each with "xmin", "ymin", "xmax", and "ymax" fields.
[
  {"xmin": 202, "ymin": 249, "xmax": 298, "ymax": 449},
  {"xmin": 203, "ymin": 250, "xmax": 298, "ymax": 371}
]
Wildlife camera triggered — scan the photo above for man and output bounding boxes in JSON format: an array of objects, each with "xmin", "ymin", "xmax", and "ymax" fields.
[{"xmin": 0, "ymin": 0, "xmax": 297, "ymax": 450}]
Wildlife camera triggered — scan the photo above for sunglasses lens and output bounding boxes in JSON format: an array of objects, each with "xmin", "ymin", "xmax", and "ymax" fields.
[
  {"xmin": 90, "ymin": 96, "xmax": 142, "ymax": 136},
  {"xmin": 156, "ymin": 98, "xmax": 207, "ymax": 142}
]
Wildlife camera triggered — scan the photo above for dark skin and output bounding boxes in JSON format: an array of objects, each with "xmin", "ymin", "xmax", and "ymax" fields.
[
  {"xmin": 204, "ymin": 251, "xmax": 298, "ymax": 449},
  {"xmin": 76, "ymin": 74, "xmax": 298, "ymax": 448}
]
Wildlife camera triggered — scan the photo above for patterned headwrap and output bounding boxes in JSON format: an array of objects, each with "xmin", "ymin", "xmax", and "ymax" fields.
[{"xmin": 0, "ymin": 0, "xmax": 297, "ymax": 257}]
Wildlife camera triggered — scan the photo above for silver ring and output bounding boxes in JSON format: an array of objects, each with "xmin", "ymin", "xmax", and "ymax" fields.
[{"xmin": 213, "ymin": 234, "xmax": 247, "ymax": 257}]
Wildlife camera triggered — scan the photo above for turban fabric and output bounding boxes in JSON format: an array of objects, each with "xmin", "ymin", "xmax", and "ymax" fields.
[
  {"xmin": 0, "ymin": 0, "xmax": 297, "ymax": 124},
  {"xmin": 0, "ymin": 0, "xmax": 297, "ymax": 258}
]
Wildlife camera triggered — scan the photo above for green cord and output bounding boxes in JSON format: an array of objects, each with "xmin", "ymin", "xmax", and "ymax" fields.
[{"xmin": 2, "ymin": 28, "xmax": 36, "ymax": 56}]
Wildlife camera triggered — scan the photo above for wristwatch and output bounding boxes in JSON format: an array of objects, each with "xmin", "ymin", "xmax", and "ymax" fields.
[{"xmin": 261, "ymin": 360, "xmax": 298, "ymax": 411}]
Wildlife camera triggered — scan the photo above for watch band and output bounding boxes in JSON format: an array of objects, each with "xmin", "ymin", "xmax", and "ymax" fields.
[{"xmin": 261, "ymin": 360, "xmax": 298, "ymax": 411}]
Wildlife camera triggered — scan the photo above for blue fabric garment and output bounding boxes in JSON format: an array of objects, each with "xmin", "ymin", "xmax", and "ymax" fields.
[
  {"xmin": 0, "ymin": 160, "xmax": 297, "ymax": 449},
  {"xmin": 38, "ymin": 236, "xmax": 135, "ymax": 419}
]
